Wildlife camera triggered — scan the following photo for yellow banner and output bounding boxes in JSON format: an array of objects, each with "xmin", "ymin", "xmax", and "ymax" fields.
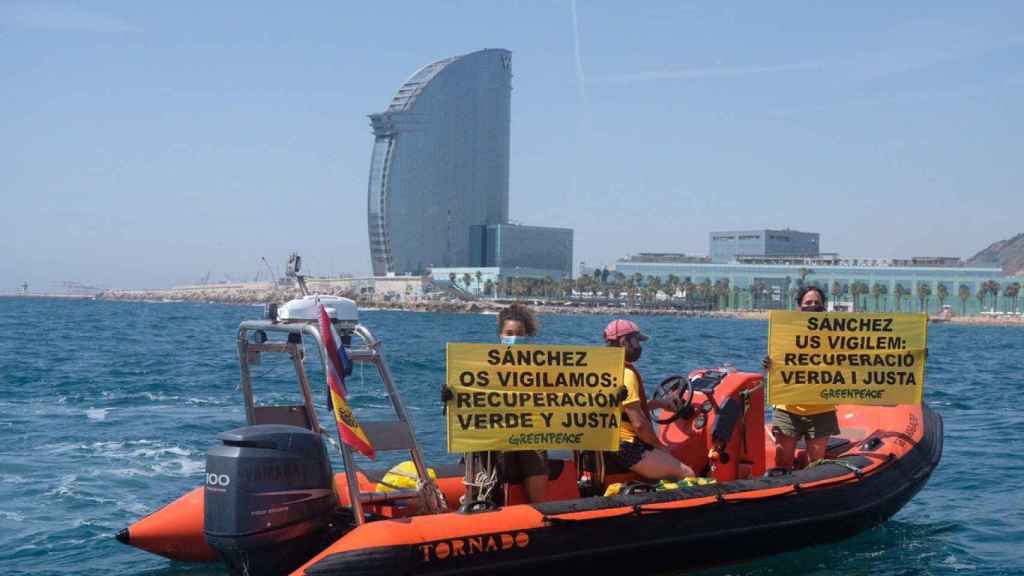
[
  {"xmin": 767, "ymin": 312, "xmax": 927, "ymax": 406},
  {"xmin": 446, "ymin": 343, "xmax": 624, "ymax": 452}
]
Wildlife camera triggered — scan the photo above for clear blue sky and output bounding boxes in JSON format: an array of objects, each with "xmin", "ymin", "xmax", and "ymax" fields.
[{"xmin": 3, "ymin": 2, "xmax": 1022, "ymax": 290}]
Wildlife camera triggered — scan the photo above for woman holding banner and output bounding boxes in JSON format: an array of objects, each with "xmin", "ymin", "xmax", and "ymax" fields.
[
  {"xmin": 763, "ymin": 286, "xmax": 841, "ymax": 470},
  {"xmin": 495, "ymin": 304, "xmax": 548, "ymax": 503},
  {"xmin": 604, "ymin": 319, "xmax": 696, "ymax": 481},
  {"xmin": 444, "ymin": 304, "xmax": 548, "ymax": 506}
]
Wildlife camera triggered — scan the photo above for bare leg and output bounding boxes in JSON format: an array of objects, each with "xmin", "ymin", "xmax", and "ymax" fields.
[
  {"xmin": 523, "ymin": 474, "xmax": 547, "ymax": 503},
  {"xmin": 774, "ymin": 432, "xmax": 798, "ymax": 470},
  {"xmin": 630, "ymin": 448, "xmax": 695, "ymax": 481},
  {"xmin": 806, "ymin": 436, "xmax": 830, "ymax": 464}
]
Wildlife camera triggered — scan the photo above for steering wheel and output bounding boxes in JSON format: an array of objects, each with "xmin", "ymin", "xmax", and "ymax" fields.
[{"xmin": 652, "ymin": 375, "xmax": 694, "ymax": 425}]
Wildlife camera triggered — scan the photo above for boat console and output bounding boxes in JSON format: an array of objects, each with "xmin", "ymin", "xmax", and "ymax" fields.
[
  {"xmin": 660, "ymin": 368, "xmax": 766, "ymax": 481},
  {"xmin": 566, "ymin": 368, "xmax": 766, "ymax": 501}
]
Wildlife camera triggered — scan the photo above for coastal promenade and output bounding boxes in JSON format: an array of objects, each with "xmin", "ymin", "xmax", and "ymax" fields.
[{"xmin": 92, "ymin": 283, "xmax": 1024, "ymax": 326}]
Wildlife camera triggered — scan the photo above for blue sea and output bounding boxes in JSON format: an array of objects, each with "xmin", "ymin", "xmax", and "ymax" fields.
[{"xmin": 1, "ymin": 298, "xmax": 1021, "ymax": 575}]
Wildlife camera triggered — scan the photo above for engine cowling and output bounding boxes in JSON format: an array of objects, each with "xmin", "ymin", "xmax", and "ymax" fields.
[{"xmin": 204, "ymin": 424, "xmax": 337, "ymax": 575}]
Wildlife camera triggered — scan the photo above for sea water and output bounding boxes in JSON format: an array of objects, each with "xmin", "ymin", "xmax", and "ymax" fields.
[{"xmin": 0, "ymin": 298, "xmax": 1021, "ymax": 575}]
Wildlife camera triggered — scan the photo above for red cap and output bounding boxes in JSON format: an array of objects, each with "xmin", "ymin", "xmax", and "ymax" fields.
[{"xmin": 603, "ymin": 319, "xmax": 649, "ymax": 343}]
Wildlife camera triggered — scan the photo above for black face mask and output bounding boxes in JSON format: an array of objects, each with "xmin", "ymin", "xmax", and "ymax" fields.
[{"xmin": 626, "ymin": 346, "xmax": 642, "ymax": 363}]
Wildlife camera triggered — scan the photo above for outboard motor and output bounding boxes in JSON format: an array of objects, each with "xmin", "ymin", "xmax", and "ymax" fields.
[{"xmin": 204, "ymin": 424, "xmax": 339, "ymax": 576}]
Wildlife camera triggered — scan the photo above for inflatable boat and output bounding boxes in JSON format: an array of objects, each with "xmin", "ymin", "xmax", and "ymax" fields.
[{"xmin": 117, "ymin": 296, "xmax": 943, "ymax": 575}]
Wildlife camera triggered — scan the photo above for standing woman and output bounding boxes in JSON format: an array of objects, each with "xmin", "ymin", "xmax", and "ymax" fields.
[
  {"xmin": 764, "ymin": 286, "xmax": 840, "ymax": 469},
  {"xmin": 494, "ymin": 304, "xmax": 548, "ymax": 502},
  {"xmin": 446, "ymin": 304, "xmax": 547, "ymax": 506}
]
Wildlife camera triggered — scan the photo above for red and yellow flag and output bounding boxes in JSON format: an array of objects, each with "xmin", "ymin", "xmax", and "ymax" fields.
[{"xmin": 319, "ymin": 304, "xmax": 375, "ymax": 459}]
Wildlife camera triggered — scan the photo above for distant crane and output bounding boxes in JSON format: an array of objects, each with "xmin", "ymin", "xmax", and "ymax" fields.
[
  {"xmin": 261, "ymin": 257, "xmax": 278, "ymax": 286},
  {"xmin": 200, "ymin": 270, "xmax": 212, "ymax": 285}
]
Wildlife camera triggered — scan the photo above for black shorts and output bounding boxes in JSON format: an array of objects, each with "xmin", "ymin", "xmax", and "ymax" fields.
[
  {"xmin": 610, "ymin": 440, "xmax": 652, "ymax": 469},
  {"xmin": 501, "ymin": 450, "xmax": 548, "ymax": 481},
  {"xmin": 772, "ymin": 409, "xmax": 840, "ymax": 441}
]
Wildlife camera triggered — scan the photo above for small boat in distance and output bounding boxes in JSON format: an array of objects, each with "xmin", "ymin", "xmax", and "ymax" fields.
[
  {"xmin": 930, "ymin": 304, "xmax": 954, "ymax": 323},
  {"xmin": 117, "ymin": 296, "xmax": 943, "ymax": 576}
]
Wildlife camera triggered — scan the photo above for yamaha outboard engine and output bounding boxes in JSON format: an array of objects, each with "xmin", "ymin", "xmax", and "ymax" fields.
[{"xmin": 204, "ymin": 425, "xmax": 339, "ymax": 576}]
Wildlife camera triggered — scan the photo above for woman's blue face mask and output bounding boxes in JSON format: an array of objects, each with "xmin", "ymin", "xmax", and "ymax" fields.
[{"xmin": 500, "ymin": 335, "xmax": 529, "ymax": 346}]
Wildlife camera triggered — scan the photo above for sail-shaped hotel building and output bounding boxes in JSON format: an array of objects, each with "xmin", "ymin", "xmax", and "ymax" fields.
[
  {"xmin": 367, "ymin": 49, "xmax": 512, "ymax": 276},
  {"xmin": 367, "ymin": 49, "xmax": 572, "ymax": 279}
]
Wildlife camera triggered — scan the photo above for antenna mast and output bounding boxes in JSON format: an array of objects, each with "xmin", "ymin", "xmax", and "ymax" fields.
[{"xmin": 286, "ymin": 253, "xmax": 309, "ymax": 296}]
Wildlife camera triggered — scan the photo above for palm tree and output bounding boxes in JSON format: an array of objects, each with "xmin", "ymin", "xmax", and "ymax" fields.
[
  {"xmin": 574, "ymin": 274, "xmax": 588, "ymax": 300},
  {"xmin": 788, "ymin": 285, "xmax": 801, "ymax": 310},
  {"xmin": 1006, "ymin": 282, "xmax": 1021, "ymax": 314},
  {"xmin": 462, "ymin": 272, "xmax": 472, "ymax": 293},
  {"xmin": 850, "ymin": 281, "xmax": 868, "ymax": 312},
  {"xmin": 666, "ymin": 274, "xmax": 680, "ymax": 301},
  {"xmin": 750, "ymin": 281, "xmax": 765, "ymax": 310},
  {"xmin": 681, "ymin": 277, "xmax": 694, "ymax": 303},
  {"xmin": 916, "ymin": 282, "xmax": 932, "ymax": 313},
  {"xmin": 871, "ymin": 282, "xmax": 884, "ymax": 311},
  {"xmin": 830, "ymin": 281, "xmax": 844, "ymax": 310},
  {"xmin": 475, "ymin": 270, "xmax": 483, "ymax": 293},
  {"xmin": 893, "ymin": 283, "xmax": 907, "ymax": 311},
  {"xmin": 699, "ymin": 278, "xmax": 713, "ymax": 308},
  {"xmin": 483, "ymin": 279, "xmax": 494, "ymax": 297},
  {"xmin": 648, "ymin": 276, "xmax": 663, "ymax": 306},
  {"xmin": 559, "ymin": 277, "xmax": 573, "ymax": 300},
  {"xmin": 975, "ymin": 284, "xmax": 988, "ymax": 313},
  {"xmin": 797, "ymin": 267, "xmax": 813, "ymax": 288},
  {"xmin": 714, "ymin": 278, "xmax": 730, "ymax": 309},
  {"xmin": 448, "ymin": 272, "xmax": 457, "ymax": 289},
  {"xmin": 958, "ymin": 284, "xmax": 971, "ymax": 316},
  {"xmin": 988, "ymin": 280, "xmax": 1001, "ymax": 313},
  {"xmin": 936, "ymin": 283, "xmax": 949, "ymax": 310},
  {"xmin": 625, "ymin": 276, "xmax": 637, "ymax": 307}
]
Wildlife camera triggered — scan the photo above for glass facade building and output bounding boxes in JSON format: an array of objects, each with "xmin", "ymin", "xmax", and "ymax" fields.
[
  {"xmin": 469, "ymin": 224, "xmax": 573, "ymax": 277},
  {"xmin": 367, "ymin": 49, "xmax": 512, "ymax": 275},
  {"xmin": 613, "ymin": 259, "xmax": 1013, "ymax": 314},
  {"xmin": 710, "ymin": 229, "xmax": 820, "ymax": 263}
]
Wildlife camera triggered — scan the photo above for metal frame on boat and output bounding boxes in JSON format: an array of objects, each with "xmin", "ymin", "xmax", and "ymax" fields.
[{"xmin": 236, "ymin": 303, "xmax": 444, "ymax": 526}]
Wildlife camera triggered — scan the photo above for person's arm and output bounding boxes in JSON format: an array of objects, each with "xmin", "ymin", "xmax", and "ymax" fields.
[
  {"xmin": 624, "ymin": 403, "xmax": 666, "ymax": 449},
  {"xmin": 648, "ymin": 395, "xmax": 680, "ymax": 412}
]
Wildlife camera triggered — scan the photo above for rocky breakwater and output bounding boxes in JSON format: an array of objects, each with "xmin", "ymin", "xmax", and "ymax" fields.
[
  {"xmin": 98, "ymin": 286, "xmax": 775, "ymax": 319},
  {"xmin": 99, "ymin": 282, "xmax": 308, "ymax": 304}
]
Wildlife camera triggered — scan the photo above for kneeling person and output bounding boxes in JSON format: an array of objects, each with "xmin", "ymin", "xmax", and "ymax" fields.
[{"xmin": 604, "ymin": 319, "xmax": 695, "ymax": 481}]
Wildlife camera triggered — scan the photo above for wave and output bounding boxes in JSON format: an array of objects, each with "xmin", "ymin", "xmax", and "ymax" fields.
[{"xmin": 85, "ymin": 408, "xmax": 110, "ymax": 421}]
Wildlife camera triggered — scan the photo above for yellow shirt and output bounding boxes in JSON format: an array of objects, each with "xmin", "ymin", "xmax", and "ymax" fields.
[{"xmin": 619, "ymin": 368, "xmax": 643, "ymax": 443}]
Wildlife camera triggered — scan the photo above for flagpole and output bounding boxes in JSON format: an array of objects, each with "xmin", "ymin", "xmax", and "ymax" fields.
[{"xmin": 311, "ymin": 325, "xmax": 367, "ymax": 525}]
